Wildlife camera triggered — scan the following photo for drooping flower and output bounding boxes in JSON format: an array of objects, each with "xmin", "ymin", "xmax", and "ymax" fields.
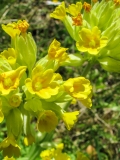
[
  {"xmin": 0, "ymin": 134, "xmax": 21, "ymax": 158},
  {"xmin": 2, "ymin": 20, "xmax": 29, "ymax": 38},
  {"xmin": 62, "ymin": 111, "xmax": 79, "ymax": 130},
  {"xmin": 0, "ymin": 48, "xmax": 17, "ymax": 66},
  {"xmin": 0, "ymin": 66, "xmax": 27, "ymax": 95},
  {"xmin": 37, "ymin": 110, "xmax": 58, "ymax": 132},
  {"xmin": 50, "ymin": 2, "xmax": 66, "ymax": 20},
  {"xmin": 25, "ymin": 65, "xmax": 62, "ymax": 99},
  {"xmin": 63, "ymin": 77, "xmax": 92, "ymax": 108},
  {"xmin": 76, "ymin": 26, "xmax": 108, "ymax": 55}
]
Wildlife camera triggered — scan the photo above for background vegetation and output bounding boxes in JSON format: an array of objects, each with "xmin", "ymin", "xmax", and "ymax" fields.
[{"xmin": 0, "ymin": 0, "xmax": 120, "ymax": 159}]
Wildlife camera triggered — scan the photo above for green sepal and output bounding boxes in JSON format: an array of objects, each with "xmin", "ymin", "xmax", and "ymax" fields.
[
  {"xmin": 15, "ymin": 33, "xmax": 37, "ymax": 75},
  {"xmin": 6, "ymin": 108, "xmax": 23, "ymax": 137},
  {"xmin": 61, "ymin": 53, "xmax": 84, "ymax": 67},
  {"xmin": 0, "ymin": 57, "xmax": 12, "ymax": 73},
  {"xmin": 24, "ymin": 97, "xmax": 43, "ymax": 112}
]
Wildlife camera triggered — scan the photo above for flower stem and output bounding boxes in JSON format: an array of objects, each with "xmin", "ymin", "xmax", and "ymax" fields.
[{"xmin": 81, "ymin": 57, "xmax": 96, "ymax": 77}]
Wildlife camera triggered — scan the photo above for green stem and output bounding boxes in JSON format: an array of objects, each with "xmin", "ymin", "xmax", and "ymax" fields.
[{"xmin": 81, "ymin": 57, "xmax": 96, "ymax": 77}]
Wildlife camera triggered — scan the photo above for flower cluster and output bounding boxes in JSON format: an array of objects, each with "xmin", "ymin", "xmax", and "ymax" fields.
[
  {"xmin": 50, "ymin": 0, "xmax": 120, "ymax": 73},
  {"xmin": 40, "ymin": 143, "xmax": 89, "ymax": 160},
  {"xmin": 0, "ymin": 20, "xmax": 92, "ymax": 158}
]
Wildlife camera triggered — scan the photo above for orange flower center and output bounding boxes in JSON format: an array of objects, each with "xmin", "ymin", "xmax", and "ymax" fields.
[{"xmin": 72, "ymin": 13, "xmax": 82, "ymax": 26}]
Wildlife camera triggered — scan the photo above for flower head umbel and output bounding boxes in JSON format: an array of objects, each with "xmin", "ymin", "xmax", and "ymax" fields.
[
  {"xmin": 0, "ymin": 66, "xmax": 26, "ymax": 95},
  {"xmin": 76, "ymin": 26, "xmax": 108, "ymax": 55},
  {"xmin": 0, "ymin": 134, "xmax": 21, "ymax": 158},
  {"xmin": 50, "ymin": 2, "xmax": 66, "ymax": 20},
  {"xmin": 2, "ymin": 20, "xmax": 29, "ymax": 38},
  {"xmin": 25, "ymin": 65, "xmax": 62, "ymax": 99},
  {"xmin": 64, "ymin": 77, "xmax": 92, "ymax": 108}
]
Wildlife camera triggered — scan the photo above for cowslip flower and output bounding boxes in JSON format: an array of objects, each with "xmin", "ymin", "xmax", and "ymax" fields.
[
  {"xmin": 0, "ymin": 66, "xmax": 26, "ymax": 95},
  {"xmin": 62, "ymin": 111, "xmax": 79, "ymax": 130},
  {"xmin": 37, "ymin": 110, "xmax": 58, "ymax": 132},
  {"xmin": 40, "ymin": 148, "xmax": 55, "ymax": 160},
  {"xmin": 66, "ymin": 2, "xmax": 82, "ymax": 17},
  {"xmin": 25, "ymin": 65, "xmax": 62, "ymax": 99},
  {"xmin": 63, "ymin": 77, "xmax": 92, "ymax": 108},
  {"xmin": 2, "ymin": 20, "xmax": 29, "ymax": 38},
  {"xmin": 50, "ymin": 2, "xmax": 66, "ymax": 20},
  {"xmin": 48, "ymin": 39, "xmax": 69, "ymax": 63},
  {"xmin": 0, "ymin": 48, "xmax": 17, "ymax": 66},
  {"xmin": 76, "ymin": 26, "xmax": 108, "ymax": 55},
  {"xmin": 0, "ymin": 134, "xmax": 21, "ymax": 158}
]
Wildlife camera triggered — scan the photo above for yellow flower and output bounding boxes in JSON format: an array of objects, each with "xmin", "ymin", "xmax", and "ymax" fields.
[
  {"xmin": 76, "ymin": 26, "xmax": 108, "ymax": 55},
  {"xmin": 25, "ymin": 65, "xmax": 62, "ymax": 99},
  {"xmin": 66, "ymin": 2, "xmax": 82, "ymax": 17},
  {"xmin": 0, "ymin": 66, "xmax": 27, "ymax": 95},
  {"xmin": 50, "ymin": 2, "xmax": 66, "ymax": 20},
  {"xmin": 63, "ymin": 77, "xmax": 92, "ymax": 108},
  {"xmin": 62, "ymin": 111, "xmax": 79, "ymax": 130},
  {"xmin": 40, "ymin": 148, "xmax": 55, "ymax": 160},
  {"xmin": 37, "ymin": 110, "xmax": 58, "ymax": 132},
  {"xmin": 40, "ymin": 143, "xmax": 71, "ymax": 160},
  {"xmin": 0, "ymin": 134, "xmax": 21, "ymax": 158},
  {"xmin": 2, "ymin": 20, "xmax": 29, "ymax": 38},
  {"xmin": 48, "ymin": 39, "xmax": 69, "ymax": 63},
  {"xmin": 0, "ymin": 48, "xmax": 17, "ymax": 66}
]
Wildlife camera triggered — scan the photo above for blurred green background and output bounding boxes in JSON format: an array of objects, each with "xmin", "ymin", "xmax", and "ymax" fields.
[{"xmin": 0, "ymin": 0, "xmax": 120, "ymax": 160}]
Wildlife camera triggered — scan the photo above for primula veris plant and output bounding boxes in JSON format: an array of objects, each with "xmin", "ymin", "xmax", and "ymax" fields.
[
  {"xmin": 50, "ymin": 0, "xmax": 120, "ymax": 73},
  {"xmin": 0, "ymin": 20, "xmax": 92, "ymax": 158}
]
